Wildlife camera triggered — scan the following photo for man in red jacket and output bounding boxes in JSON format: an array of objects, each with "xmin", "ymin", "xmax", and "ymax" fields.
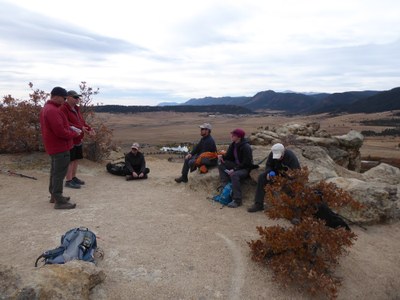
[
  {"xmin": 40, "ymin": 87, "xmax": 79, "ymax": 209},
  {"xmin": 61, "ymin": 90, "xmax": 96, "ymax": 188}
]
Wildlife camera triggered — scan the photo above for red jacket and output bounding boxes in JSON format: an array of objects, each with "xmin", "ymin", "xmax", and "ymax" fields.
[
  {"xmin": 60, "ymin": 103, "xmax": 91, "ymax": 145},
  {"xmin": 40, "ymin": 100, "xmax": 76, "ymax": 155}
]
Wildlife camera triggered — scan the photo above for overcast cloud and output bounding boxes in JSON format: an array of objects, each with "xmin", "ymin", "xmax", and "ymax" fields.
[{"xmin": 1, "ymin": 0, "xmax": 399, "ymax": 105}]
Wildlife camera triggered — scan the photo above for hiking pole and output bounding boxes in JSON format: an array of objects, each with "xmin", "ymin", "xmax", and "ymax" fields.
[
  {"xmin": 337, "ymin": 213, "xmax": 368, "ymax": 231},
  {"xmin": 254, "ymin": 155, "xmax": 269, "ymax": 166},
  {"xmin": 1, "ymin": 169, "xmax": 38, "ymax": 180}
]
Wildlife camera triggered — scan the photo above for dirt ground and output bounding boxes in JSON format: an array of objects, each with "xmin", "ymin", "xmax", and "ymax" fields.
[{"xmin": 1, "ymin": 151, "xmax": 400, "ymax": 299}]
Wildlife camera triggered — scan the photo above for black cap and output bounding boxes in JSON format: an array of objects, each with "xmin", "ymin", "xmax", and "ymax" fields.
[
  {"xmin": 67, "ymin": 90, "xmax": 82, "ymax": 97},
  {"xmin": 51, "ymin": 87, "xmax": 68, "ymax": 97}
]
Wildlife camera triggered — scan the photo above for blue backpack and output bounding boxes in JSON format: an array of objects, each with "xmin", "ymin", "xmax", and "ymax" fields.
[
  {"xmin": 213, "ymin": 182, "xmax": 233, "ymax": 205},
  {"xmin": 35, "ymin": 227, "xmax": 97, "ymax": 267}
]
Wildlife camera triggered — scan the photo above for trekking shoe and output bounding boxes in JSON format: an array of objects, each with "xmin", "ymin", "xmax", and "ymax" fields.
[
  {"xmin": 175, "ymin": 176, "xmax": 188, "ymax": 183},
  {"xmin": 54, "ymin": 202, "xmax": 76, "ymax": 209},
  {"xmin": 247, "ymin": 204, "xmax": 264, "ymax": 213},
  {"xmin": 50, "ymin": 195, "xmax": 70, "ymax": 203},
  {"xmin": 227, "ymin": 200, "xmax": 241, "ymax": 208},
  {"xmin": 72, "ymin": 177, "xmax": 85, "ymax": 185},
  {"xmin": 65, "ymin": 180, "xmax": 81, "ymax": 189}
]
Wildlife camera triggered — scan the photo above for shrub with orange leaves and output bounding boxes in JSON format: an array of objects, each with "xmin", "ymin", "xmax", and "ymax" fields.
[
  {"xmin": 248, "ymin": 168, "xmax": 362, "ymax": 299},
  {"xmin": 0, "ymin": 82, "xmax": 113, "ymax": 161}
]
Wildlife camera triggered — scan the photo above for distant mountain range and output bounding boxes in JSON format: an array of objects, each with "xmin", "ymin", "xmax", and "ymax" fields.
[
  {"xmin": 168, "ymin": 87, "xmax": 400, "ymax": 114},
  {"xmin": 95, "ymin": 87, "xmax": 400, "ymax": 115}
]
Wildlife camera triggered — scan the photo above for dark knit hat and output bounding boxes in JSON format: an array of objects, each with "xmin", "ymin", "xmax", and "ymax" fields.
[{"xmin": 231, "ymin": 128, "xmax": 245, "ymax": 139}]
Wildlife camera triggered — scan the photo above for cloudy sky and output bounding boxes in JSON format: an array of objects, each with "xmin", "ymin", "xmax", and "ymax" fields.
[{"xmin": 1, "ymin": 0, "xmax": 399, "ymax": 105}]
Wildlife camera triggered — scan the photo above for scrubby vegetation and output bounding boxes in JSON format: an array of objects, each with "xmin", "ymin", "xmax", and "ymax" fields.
[
  {"xmin": 0, "ymin": 82, "xmax": 113, "ymax": 161},
  {"xmin": 93, "ymin": 104, "xmax": 255, "ymax": 115},
  {"xmin": 361, "ymin": 128, "xmax": 400, "ymax": 137},
  {"xmin": 248, "ymin": 168, "xmax": 362, "ymax": 299}
]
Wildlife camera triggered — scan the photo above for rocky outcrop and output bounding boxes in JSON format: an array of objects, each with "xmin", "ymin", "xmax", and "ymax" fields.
[
  {"xmin": 0, "ymin": 261, "xmax": 105, "ymax": 300},
  {"xmin": 249, "ymin": 122, "xmax": 364, "ymax": 172}
]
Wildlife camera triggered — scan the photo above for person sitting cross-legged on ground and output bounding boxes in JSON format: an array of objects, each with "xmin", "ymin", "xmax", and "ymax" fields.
[
  {"xmin": 175, "ymin": 123, "xmax": 217, "ymax": 183},
  {"xmin": 247, "ymin": 143, "xmax": 300, "ymax": 213},
  {"xmin": 124, "ymin": 143, "xmax": 150, "ymax": 180},
  {"xmin": 217, "ymin": 128, "xmax": 254, "ymax": 208}
]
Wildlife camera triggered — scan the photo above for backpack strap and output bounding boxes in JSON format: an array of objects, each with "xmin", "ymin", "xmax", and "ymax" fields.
[{"xmin": 34, "ymin": 246, "xmax": 66, "ymax": 267}]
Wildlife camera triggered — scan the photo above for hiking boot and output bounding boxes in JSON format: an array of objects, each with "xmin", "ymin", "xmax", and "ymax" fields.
[
  {"xmin": 72, "ymin": 177, "xmax": 85, "ymax": 185},
  {"xmin": 49, "ymin": 195, "xmax": 70, "ymax": 203},
  {"xmin": 227, "ymin": 200, "xmax": 241, "ymax": 208},
  {"xmin": 175, "ymin": 176, "xmax": 188, "ymax": 183},
  {"xmin": 54, "ymin": 201, "xmax": 76, "ymax": 209},
  {"xmin": 247, "ymin": 203, "xmax": 264, "ymax": 213},
  {"xmin": 65, "ymin": 180, "xmax": 81, "ymax": 189}
]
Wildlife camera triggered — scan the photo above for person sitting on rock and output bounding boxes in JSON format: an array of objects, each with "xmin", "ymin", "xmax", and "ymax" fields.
[
  {"xmin": 175, "ymin": 123, "xmax": 217, "ymax": 183},
  {"xmin": 124, "ymin": 143, "xmax": 150, "ymax": 180},
  {"xmin": 217, "ymin": 128, "xmax": 254, "ymax": 208},
  {"xmin": 247, "ymin": 143, "xmax": 300, "ymax": 212}
]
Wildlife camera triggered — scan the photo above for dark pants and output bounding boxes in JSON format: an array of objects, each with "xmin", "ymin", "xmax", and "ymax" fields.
[
  {"xmin": 124, "ymin": 167, "xmax": 150, "ymax": 179},
  {"xmin": 218, "ymin": 162, "xmax": 249, "ymax": 204},
  {"xmin": 181, "ymin": 156, "xmax": 217, "ymax": 178},
  {"xmin": 254, "ymin": 171, "xmax": 272, "ymax": 207},
  {"xmin": 49, "ymin": 151, "xmax": 70, "ymax": 201}
]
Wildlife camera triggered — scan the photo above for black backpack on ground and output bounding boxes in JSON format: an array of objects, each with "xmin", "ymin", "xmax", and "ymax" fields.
[
  {"xmin": 106, "ymin": 162, "xmax": 126, "ymax": 176},
  {"xmin": 314, "ymin": 202, "xmax": 350, "ymax": 231}
]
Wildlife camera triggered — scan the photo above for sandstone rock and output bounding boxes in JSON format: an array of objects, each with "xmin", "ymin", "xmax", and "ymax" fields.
[
  {"xmin": 248, "ymin": 122, "xmax": 363, "ymax": 171},
  {"xmin": 327, "ymin": 177, "xmax": 400, "ymax": 224},
  {"xmin": 1, "ymin": 261, "xmax": 105, "ymax": 300},
  {"xmin": 334, "ymin": 130, "xmax": 364, "ymax": 149},
  {"xmin": 362, "ymin": 163, "xmax": 400, "ymax": 185}
]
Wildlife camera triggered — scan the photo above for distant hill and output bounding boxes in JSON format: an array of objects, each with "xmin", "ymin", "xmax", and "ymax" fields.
[
  {"xmin": 178, "ymin": 87, "xmax": 399, "ymax": 114},
  {"xmin": 242, "ymin": 90, "xmax": 318, "ymax": 113},
  {"xmin": 184, "ymin": 96, "xmax": 250, "ymax": 106},
  {"xmin": 310, "ymin": 91, "xmax": 380, "ymax": 113},
  {"xmin": 157, "ymin": 102, "xmax": 180, "ymax": 106},
  {"xmin": 345, "ymin": 87, "xmax": 400, "ymax": 113}
]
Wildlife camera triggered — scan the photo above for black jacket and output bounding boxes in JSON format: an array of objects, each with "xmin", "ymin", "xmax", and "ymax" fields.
[
  {"xmin": 125, "ymin": 151, "xmax": 146, "ymax": 174},
  {"xmin": 191, "ymin": 135, "xmax": 217, "ymax": 156},
  {"xmin": 223, "ymin": 139, "xmax": 254, "ymax": 171},
  {"xmin": 264, "ymin": 148, "xmax": 300, "ymax": 174}
]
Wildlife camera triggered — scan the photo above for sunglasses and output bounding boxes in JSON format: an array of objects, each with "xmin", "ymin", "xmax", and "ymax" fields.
[{"xmin": 73, "ymin": 96, "xmax": 80, "ymax": 99}]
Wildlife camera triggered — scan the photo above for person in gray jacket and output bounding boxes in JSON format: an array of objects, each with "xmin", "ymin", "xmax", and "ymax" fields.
[
  {"xmin": 217, "ymin": 128, "xmax": 254, "ymax": 208},
  {"xmin": 248, "ymin": 143, "xmax": 300, "ymax": 212},
  {"xmin": 175, "ymin": 123, "xmax": 217, "ymax": 183}
]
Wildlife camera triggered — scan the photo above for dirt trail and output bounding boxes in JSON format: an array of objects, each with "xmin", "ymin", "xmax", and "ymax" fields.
[{"xmin": 0, "ymin": 153, "xmax": 399, "ymax": 299}]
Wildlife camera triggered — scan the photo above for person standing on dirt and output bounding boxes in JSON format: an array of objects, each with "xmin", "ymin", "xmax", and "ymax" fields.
[
  {"xmin": 247, "ymin": 143, "xmax": 300, "ymax": 213},
  {"xmin": 40, "ymin": 87, "xmax": 79, "ymax": 209},
  {"xmin": 217, "ymin": 128, "xmax": 254, "ymax": 208},
  {"xmin": 124, "ymin": 143, "xmax": 150, "ymax": 180},
  {"xmin": 175, "ymin": 123, "xmax": 217, "ymax": 183},
  {"xmin": 61, "ymin": 90, "xmax": 96, "ymax": 189}
]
